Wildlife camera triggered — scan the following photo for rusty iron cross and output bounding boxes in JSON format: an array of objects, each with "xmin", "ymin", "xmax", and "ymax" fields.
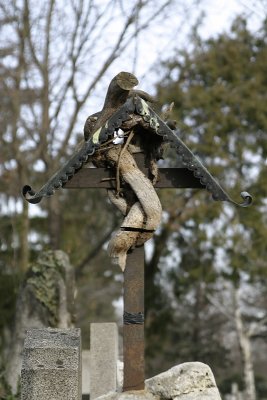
[
  {"xmin": 64, "ymin": 155, "xmax": 208, "ymax": 391},
  {"xmin": 23, "ymin": 72, "xmax": 251, "ymax": 392}
]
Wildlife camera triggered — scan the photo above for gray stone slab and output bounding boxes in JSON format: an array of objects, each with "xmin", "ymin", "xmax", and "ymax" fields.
[
  {"xmin": 90, "ymin": 323, "xmax": 118, "ymax": 399},
  {"xmin": 82, "ymin": 350, "xmax": 90, "ymax": 395},
  {"xmin": 21, "ymin": 327, "xmax": 81, "ymax": 400}
]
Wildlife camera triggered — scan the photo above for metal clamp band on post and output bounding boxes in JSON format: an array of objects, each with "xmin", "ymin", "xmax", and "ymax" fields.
[{"xmin": 123, "ymin": 311, "xmax": 144, "ymax": 325}]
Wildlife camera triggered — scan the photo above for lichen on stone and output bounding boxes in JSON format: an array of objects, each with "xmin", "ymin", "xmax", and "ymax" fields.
[{"xmin": 25, "ymin": 250, "xmax": 71, "ymax": 326}]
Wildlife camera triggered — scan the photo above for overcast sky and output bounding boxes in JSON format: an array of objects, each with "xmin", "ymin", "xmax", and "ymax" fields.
[
  {"xmin": 113, "ymin": 0, "xmax": 265, "ymax": 94},
  {"xmin": 199, "ymin": 0, "xmax": 261, "ymax": 38}
]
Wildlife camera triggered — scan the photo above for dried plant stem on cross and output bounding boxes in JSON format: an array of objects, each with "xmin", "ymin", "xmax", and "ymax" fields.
[{"xmin": 92, "ymin": 140, "xmax": 162, "ymax": 272}]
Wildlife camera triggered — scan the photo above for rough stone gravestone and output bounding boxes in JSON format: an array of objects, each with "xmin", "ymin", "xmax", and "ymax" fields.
[
  {"xmin": 5, "ymin": 250, "xmax": 75, "ymax": 394},
  {"xmin": 21, "ymin": 328, "xmax": 81, "ymax": 400}
]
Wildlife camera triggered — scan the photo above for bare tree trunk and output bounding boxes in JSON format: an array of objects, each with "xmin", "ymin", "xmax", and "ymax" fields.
[
  {"xmin": 231, "ymin": 382, "xmax": 244, "ymax": 400},
  {"xmin": 48, "ymin": 194, "xmax": 61, "ymax": 249},
  {"xmin": 192, "ymin": 282, "xmax": 203, "ymax": 360},
  {"xmin": 12, "ymin": 4, "xmax": 29, "ymax": 271},
  {"xmin": 20, "ymin": 200, "xmax": 29, "ymax": 271},
  {"xmin": 232, "ymin": 287, "xmax": 256, "ymax": 400}
]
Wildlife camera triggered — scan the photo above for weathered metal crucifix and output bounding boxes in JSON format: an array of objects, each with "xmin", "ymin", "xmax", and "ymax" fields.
[{"xmin": 23, "ymin": 72, "xmax": 251, "ymax": 392}]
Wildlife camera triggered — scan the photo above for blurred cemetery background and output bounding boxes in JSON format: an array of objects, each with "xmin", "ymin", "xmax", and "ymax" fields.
[{"xmin": 0, "ymin": 1, "xmax": 267, "ymax": 399}]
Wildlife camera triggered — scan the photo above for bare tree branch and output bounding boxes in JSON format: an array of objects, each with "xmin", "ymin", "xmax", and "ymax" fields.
[
  {"xmin": 205, "ymin": 292, "xmax": 235, "ymax": 323},
  {"xmin": 75, "ymin": 218, "xmax": 118, "ymax": 278}
]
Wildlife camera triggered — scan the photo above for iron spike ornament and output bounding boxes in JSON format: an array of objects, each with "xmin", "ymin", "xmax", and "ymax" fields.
[{"xmin": 22, "ymin": 85, "xmax": 252, "ymax": 207}]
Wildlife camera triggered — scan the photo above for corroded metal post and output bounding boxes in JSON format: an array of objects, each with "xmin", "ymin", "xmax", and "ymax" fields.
[{"xmin": 123, "ymin": 246, "xmax": 145, "ymax": 391}]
